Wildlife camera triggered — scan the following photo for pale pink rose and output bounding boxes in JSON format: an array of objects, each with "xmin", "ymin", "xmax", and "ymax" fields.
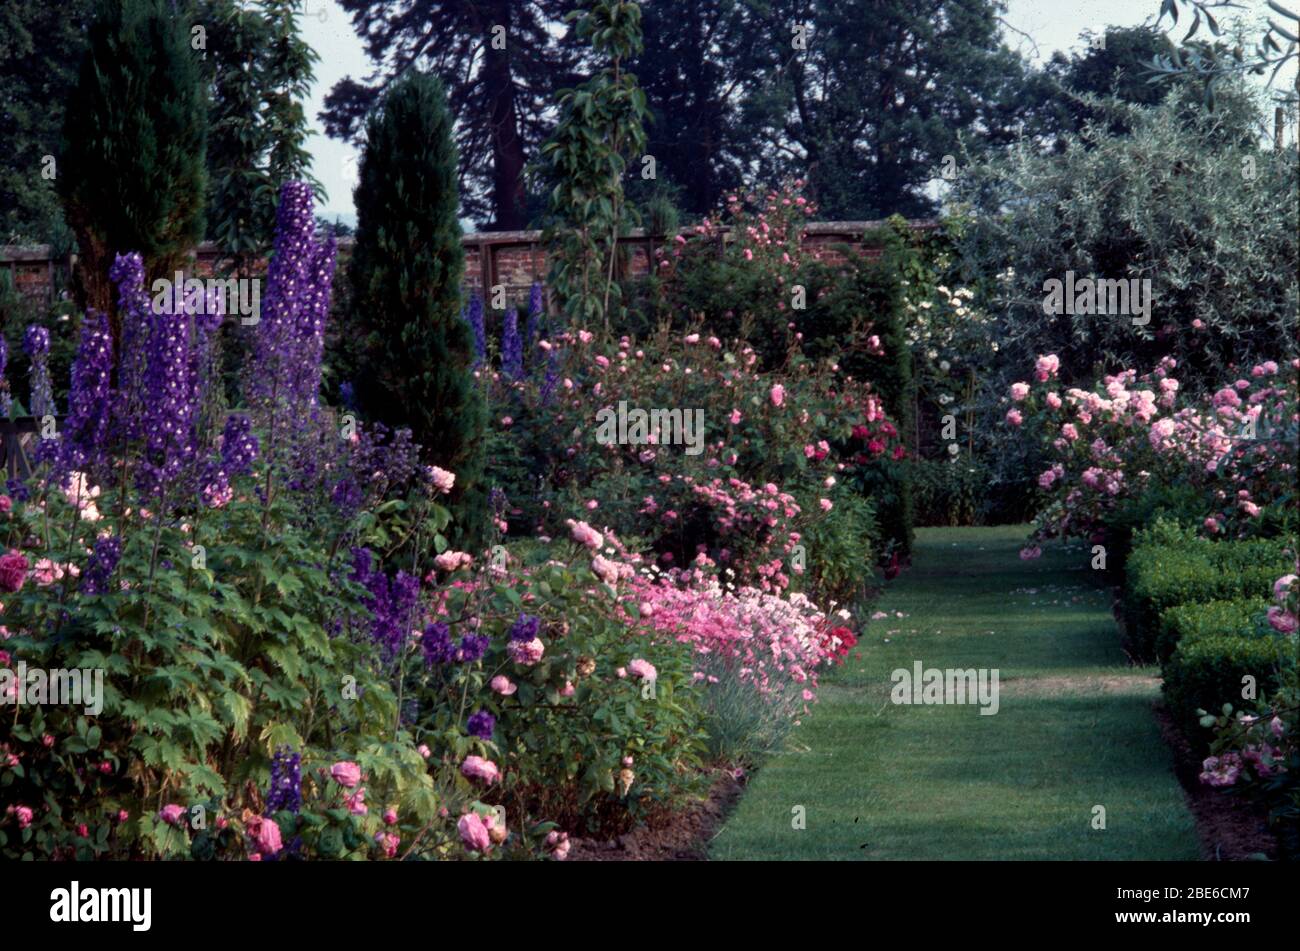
[
  {"xmin": 461, "ymin": 755, "xmax": 501, "ymax": 785},
  {"xmin": 1010, "ymin": 382, "xmax": 1030, "ymax": 401},
  {"xmin": 819, "ymin": 498, "xmax": 833, "ymax": 512},
  {"xmin": 769, "ymin": 384, "xmax": 785, "ymax": 407},
  {"xmin": 1034, "ymin": 354, "xmax": 1059, "ymax": 382},
  {"xmin": 628, "ymin": 658, "xmax": 657, "ymax": 681},
  {"xmin": 428, "ymin": 466, "xmax": 456, "ymax": 494},
  {"xmin": 434, "ymin": 550, "xmax": 473, "ymax": 572},
  {"xmin": 490, "ymin": 675, "xmax": 517, "ymax": 696},
  {"xmin": 330, "ymin": 761, "xmax": 362, "ymax": 788},
  {"xmin": 729, "ymin": 408, "xmax": 742, "ymax": 425},
  {"xmin": 1005, "ymin": 409, "xmax": 1023, "ymax": 427}
]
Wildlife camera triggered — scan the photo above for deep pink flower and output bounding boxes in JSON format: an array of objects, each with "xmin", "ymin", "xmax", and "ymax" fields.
[{"xmin": 330, "ymin": 761, "xmax": 362, "ymax": 788}]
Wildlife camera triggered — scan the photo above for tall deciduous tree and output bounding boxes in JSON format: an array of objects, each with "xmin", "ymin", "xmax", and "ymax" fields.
[
  {"xmin": 349, "ymin": 71, "xmax": 488, "ymax": 545},
  {"xmin": 60, "ymin": 0, "xmax": 209, "ymax": 317},
  {"xmin": 322, "ymin": 0, "xmax": 575, "ymax": 229},
  {"xmin": 732, "ymin": 0, "xmax": 1037, "ymax": 219}
]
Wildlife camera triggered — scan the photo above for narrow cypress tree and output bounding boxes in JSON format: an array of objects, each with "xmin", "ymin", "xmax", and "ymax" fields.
[
  {"xmin": 350, "ymin": 71, "xmax": 488, "ymax": 548},
  {"xmin": 59, "ymin": 0, "xmax": 208, "ymax": 318}
]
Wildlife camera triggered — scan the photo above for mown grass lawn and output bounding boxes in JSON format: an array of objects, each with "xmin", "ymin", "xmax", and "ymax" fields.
[{"xmin": 710, "ymin": 525, "xmax": 1200, "ymax": 860}]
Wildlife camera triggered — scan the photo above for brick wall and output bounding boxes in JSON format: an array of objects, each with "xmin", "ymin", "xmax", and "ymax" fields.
[{"xmin": 1, "ymin": 219, "xmax": 936, "ymax": 310}]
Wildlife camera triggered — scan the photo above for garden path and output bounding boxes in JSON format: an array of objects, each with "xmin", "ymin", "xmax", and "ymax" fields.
[{"xmin": 711, "ymin": 525, "xmax": 1200, "ymax": 860}]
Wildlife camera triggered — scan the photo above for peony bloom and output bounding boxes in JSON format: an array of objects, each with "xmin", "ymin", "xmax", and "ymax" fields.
[
  {"xmin": 330, "ymin": 761, "xmax": 362, "ymax": 788},
  {"xmin": 461, "ymin": 755, "xmax": 501, "ymax": 785},
  {"xmin": 769, "ymin": 384, "xmax": 785, "ymax": 407},
  {"xmin": 458, "ymin": 812, "xmax": 492, "ymax": 852}
]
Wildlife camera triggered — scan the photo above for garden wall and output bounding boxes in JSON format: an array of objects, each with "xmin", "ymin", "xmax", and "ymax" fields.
[{"xmin": 0, "ymin": 219, "xmax": 937, "ymax": 308}]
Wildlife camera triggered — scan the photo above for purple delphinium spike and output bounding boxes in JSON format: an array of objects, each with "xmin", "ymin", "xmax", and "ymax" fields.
[
  {"xmin": 109, "ymin": 252, "xmax": 151, "ymax": 446},
  {"xmin": 0, "ymin": 336, "xmax": 11, "ymax": 418},
  {"xmin": 502, "ymin": 308, "xmax": 523, "ymax": 380},
  {"xmin": 23, "ymin": 325, "xmax": 54, "ymax": 419},
  {"xmin": 525, "ymin": 283, "xmax": 543, "ymax": 369},
  {"xmin": 466, "ymin": 295, "xmax": 486, "ymax": 368},
  {"xmin": 58, "ymin": 309, "xmax": 114, "ymax": 479},
  {"xmin": 266, "ymin": 746, "xmax": 302, "ymax": 815}
]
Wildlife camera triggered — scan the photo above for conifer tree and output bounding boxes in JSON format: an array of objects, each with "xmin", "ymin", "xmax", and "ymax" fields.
[{"xmin": 350, "ymin": 71, "xmax": 488, "ymax": 547}]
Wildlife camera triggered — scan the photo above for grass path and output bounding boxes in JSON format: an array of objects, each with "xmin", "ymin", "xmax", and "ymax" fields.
[{"xmin": 710, "ymin": 525, "xmax": 1200, "ymax": 860}]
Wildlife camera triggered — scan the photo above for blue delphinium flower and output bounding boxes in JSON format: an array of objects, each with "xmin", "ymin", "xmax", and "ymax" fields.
[
  {"xmin": 422, "ymin": 622, "xmax": 455, "ymax": 667},
  {"xmin": 508, "ymin": 613, "xmax": 541, "ymax": 643},
  {"xmin": 23, "ymin": 324, "xmax": 54, "ymax": 418},
  {"xmin": 501, "ymin": 308, "xmax": 523, "ymax": 380},
  {"xmin": 266, "ymin": 746, "xmax": 302, "ymax": 815},
  {"xmin": 466, "ymin": 295, "xmax": 486, "ymax": 367}
]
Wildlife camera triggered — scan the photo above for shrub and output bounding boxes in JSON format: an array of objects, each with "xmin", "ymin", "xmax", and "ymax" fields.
[
  {"xmin": 1123, "ymin": 524, "xmax": 1291, "ymax": 661},
  {"xmin": 1157, "ymin": 598, "xmax": 1271, "ymax": 667},
  {"xmin": 1163, "ymin": 630, "xmax": 1295, "ymax": 746}
]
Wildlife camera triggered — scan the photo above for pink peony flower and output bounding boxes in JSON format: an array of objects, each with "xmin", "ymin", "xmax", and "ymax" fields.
[{"xmin": 330, "ymin": 761, "xmax": 362, "ymax": 788}]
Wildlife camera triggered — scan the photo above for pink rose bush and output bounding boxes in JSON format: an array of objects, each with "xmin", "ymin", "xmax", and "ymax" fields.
[{"xmin": 1009, "ymin": 355, "xmax": 1298, "ymax": 547}]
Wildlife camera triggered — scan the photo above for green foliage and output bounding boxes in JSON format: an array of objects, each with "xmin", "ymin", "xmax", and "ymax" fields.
[
  {"xmin": 955, "ymin": 81, "xmax": 1299, "ymax": 395},
  {"xmin": 1124, "ymin": 522, "xmax": 1294, "ymax": 661},
  {"xmin": 59, "ymin": 0, "xmax": 209, "ymax": 314},
  {"xmin": 349, "ymin": 71, "xmax": 488, "ymax": 549},
  {"xmin": 538, "ymin": 0, "xmax": 649, "ymax": 333},
  {"xmin": 1163, "ymin": 625, "xmax": 1295, "ymax": 746},
  {"xmin": 0, "ymin": 0, "xmax": 92, "ymax": 245},
  {"xmin": 1157, "ymin": 597, "xmax": 1271, "ymax": 666},
  {"xmin": 799, "ymin": 492, "xmax": 877, "ymax": 606}
]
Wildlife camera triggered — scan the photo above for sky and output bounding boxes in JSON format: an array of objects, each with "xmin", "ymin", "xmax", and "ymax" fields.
[{"xmin": 299, "ymin": 0, "xmax": 1295, "ymax": 225}]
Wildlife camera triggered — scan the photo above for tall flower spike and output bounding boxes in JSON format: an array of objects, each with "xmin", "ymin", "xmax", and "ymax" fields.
[
  {"xmin": 23, "ymin": 324, "xmax": 54, "ymax": 418},
  {"xmin": 59, "ymin": 308, "xmax": 114, "ymax": 479},
  {"xmin": 502, "ymin": 307, "xmax": 523, "ymax": 380}
]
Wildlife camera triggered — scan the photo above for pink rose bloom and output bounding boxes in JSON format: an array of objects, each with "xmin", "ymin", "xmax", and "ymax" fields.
[
  {"xmin": 545, "ymin": 829, "xmax": 571, "ymax": 860},
  {"xmin": 330, "ymin": 761, "xmax": 362, "ymax": 788},
  {"xmin": 255, "ymin": 816, "xmax": 283, "ymax": 855},
  {"xmin": 819, "ymin": 498, "xmax": 833, "ymax": 511},
  {"xmin": 769, "ymin": 384, "xmax": 785, "ymax": 407},
  {"xmin": 729, "ymin": 409, "xmax": 742, "ymax": 425},
  {"xmin": 434, "ymin": 550, "xmax": 473, "ymax": 572},
  {"xmin": 461, "ymin": 755, "xmax": 501, "ymax": 785},
  {"xmin": 1267, "ymin": 606, "xmax": 1298, "ymax": 634},
  {"xmin": 1061, "ymin": 423, "xmax": 1079, "ymax": 441},
  {"xmin": 560, "ymin": 680, "xmax": 575, "ymax": 697},
  {"xmin": 1010, "ymin": 382, "xmax": 1030, "ymax": 401},
  {"xmin": 591, "ymin": 554, "xmax": 620, "ymax": 585},
  {"xmin": 1045, "ymin": 392, "xmax": 1062, "ymax": 409},
  {"xmin": 15, "ymin": 805, "xmax": 34, "ymax": 828},
  {"xmin": 159, "ymin": 803, "xmax": 187, "ymax": 826},
  {"xmin": 346, "ymin": 788, "xmax": 368, "ymax": 815},
  {"xmin": 507, "ymin": 637, "xmax": 545, "ymax": 666},
  {"xmin": 32, "ymin": 558, "xmax": 64, "ymax": 587},
  {"xmin": 1203, "ymin": 517, "xmax": 1219, "ymax": 533},
  {"xmin": 627, "ymin": 658, "xmax": 657, "ymax": 682},
  {"xmin": 375, "ymin": 831, "xmax": 400, "ymax": 858},
  {"xmin": 383, "ymin": 808, "xmax": 398, "ymax": 826},
  {"xmin": 616, "ymin": 666, "xmax": 628, "ymax": 678},
  {"xmin": 428, "ymin": 466, "xmax": 456, "ymax": 494},
  {"xmin": 0, "ymin": 496, "xmax": 11, "ymax": 514},
  {"xmin": 417, "ymin": 744, "xmax": 432, "ymax": 758},
  {"xmin": 1273, "ymin": 574, "xmax": 1297, "ymax": 601},
  {"xmin": 567, "ymin": 519, "xmax": 603, "ymax": 549},
  {"xmin": 1034, "ymin": 354, "xmax": 1060, "ymax": 381},
  {"xmin": 458, "ymin": 813, "xmax": 492, "ymax": 852},
  {"xmin": 1037, "ymin": 469, "xmax": 1057, "ymax": 489},
  {"xmin": 490, "ymin": 675, "xmax": 517, "ymax": 696},
  {"xmin": 1005, "ymin": 409, "xmax": 1023, "ymax": 427},
  {"xmin": 0, "ymin": 551, "xmax": 30, "ymax": 593}
]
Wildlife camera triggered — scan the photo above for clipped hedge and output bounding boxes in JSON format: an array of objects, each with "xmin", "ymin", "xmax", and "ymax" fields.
[
  {"xmin": 1122, "ymin": 524, "xmax": 1292, "ymax": 661},
  {"xmin": 1163, "ymin": 625, "xmax": 1295, "ymax": 744},
  {"xmin": 1156, "ymin": 598, "xmax": 1270, "ymax": 665}
]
